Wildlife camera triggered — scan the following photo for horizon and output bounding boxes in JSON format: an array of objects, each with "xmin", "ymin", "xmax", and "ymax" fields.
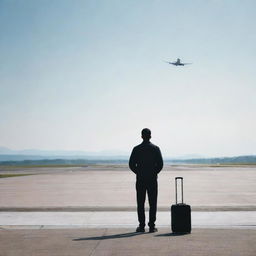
[
  {"xmin": 0, "ymin": 145, "xmax": 255, "ymax": 159},
  {"xmin": 1, "ymin": 1, "xmax": 256, "ymax": 157}
]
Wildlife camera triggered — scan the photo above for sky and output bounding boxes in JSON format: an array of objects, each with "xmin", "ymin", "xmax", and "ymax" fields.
[{"xmin": 0, "ymin": 0, "xmax": 256, "ymax": 157}]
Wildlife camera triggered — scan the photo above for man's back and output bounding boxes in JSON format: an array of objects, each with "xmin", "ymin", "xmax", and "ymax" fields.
[{"xmin": 129, "ymin": 141, "xmax": 163, "ymax": 180}]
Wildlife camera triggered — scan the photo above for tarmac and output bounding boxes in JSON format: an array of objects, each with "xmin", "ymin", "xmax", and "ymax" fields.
[
  {"xmin": 0, "ymin": 165, "xmax": 256, "ymax": 255},
  {"xmin": 1, "ymin": 228, "xmax": 256, "ymax": 256},
  {"xmin": 1, "ymin": 165, "xmax": 256, "ymax": 209}
]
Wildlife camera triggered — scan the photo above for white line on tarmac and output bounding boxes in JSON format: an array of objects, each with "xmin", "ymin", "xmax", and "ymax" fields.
[{"xmin": 0, "ymin": 212, "xmax": 255, "ymax": 229}]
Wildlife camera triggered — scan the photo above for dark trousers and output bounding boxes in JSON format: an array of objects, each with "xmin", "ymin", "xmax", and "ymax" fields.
[{"xmin": 136, "ymin": 179, "xmax": 158, "ymax": 228}]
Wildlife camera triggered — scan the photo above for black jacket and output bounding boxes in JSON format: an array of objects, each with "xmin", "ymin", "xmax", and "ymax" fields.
[{"xmin": 129, "ymin": 141, "xmax": 163, "ymax": 180}]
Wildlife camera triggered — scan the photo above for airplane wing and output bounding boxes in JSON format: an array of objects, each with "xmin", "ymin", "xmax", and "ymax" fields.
[
  {"xmin": 183, "ymin": 63, "xmax": 192, "ymax": 65},
  {"xmin": 163, "ymin": 61, "xmax": 175, "ymax": 65}
]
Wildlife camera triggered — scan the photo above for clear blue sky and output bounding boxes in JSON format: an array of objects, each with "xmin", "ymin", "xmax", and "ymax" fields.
[{"xmin": 0, "ymin": 0, "xmax": 256, "ymax": 157}]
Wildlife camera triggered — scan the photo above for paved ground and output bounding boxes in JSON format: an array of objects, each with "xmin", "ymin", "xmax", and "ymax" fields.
[
  {"xmin": 0, "ymin": 165, "xmax": 256, "ymax": 209},
  {"xmin": 0, "ymin": 228, "xmax": 256, "ymax": 256},
  {"xmin": 0, "ymin": 165, "xmax": 256, "ymax": 255}
]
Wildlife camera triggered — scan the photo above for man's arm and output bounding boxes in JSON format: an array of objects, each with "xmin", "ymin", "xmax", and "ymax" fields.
[
  {"xmin": 155, "ymin": 147, "xmax": 163, "ymax": 173},
  {"xmin": 129, "ymin": 148, "xmax": 138, "ymax": 174}
]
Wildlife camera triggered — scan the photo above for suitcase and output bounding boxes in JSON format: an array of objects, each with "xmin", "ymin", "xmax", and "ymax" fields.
[{"xmin": 171, "ymin": 177, "xmax": 191, "ymax": 233}]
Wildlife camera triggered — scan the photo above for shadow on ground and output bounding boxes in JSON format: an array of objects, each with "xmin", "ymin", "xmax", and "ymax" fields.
[
  {"xmin": 73, "ymin": 231, "xmax": 147, "ymax": 241},
  {"xmin": 73, "ymin": 231, "xmax": 190, "ymax": 241}
]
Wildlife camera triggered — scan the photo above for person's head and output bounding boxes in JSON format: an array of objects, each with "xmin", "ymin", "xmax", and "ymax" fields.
[{"xmin": 141, "ymin": 128, "xmax": 151, "ymax": 141}]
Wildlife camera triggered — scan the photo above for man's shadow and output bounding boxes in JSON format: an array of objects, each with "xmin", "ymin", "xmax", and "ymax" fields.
[
  {"xmin": 73, "ymin": 231, "xmax": 190, "ymax": 241},
  {"xmin": 73, "ymin": 232, "xmax": 146, "ymax": 241}
]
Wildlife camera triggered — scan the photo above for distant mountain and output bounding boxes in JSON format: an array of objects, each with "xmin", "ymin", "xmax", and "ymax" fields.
[
  {"xmin": 0, "ymin": 146, "xmax": 204, "ymax": 159},
  {"xmin": 0, "ymin": 158, "xmax": 127, "ymax": 165},
  {"xmin": 1, "ymin": 155, "xmax": 256, "ymax": 166},
  {"xmin": 0, "ymin": 154, "xmax": 128, "ymax": 162},
  {"xmin": 0, "ymin": 146, "xmax": 129, "ymax": 158},
  {"xmin": 169, "ymin": 154, "xmax": 204, "ymax": 160},
  {"xmin": 0, "ymin": 146, "xmax": 255, "ymax": 165},
  {"xmin": 167, "ymin": 155, "xmax": 256, "ymax": 164},
  {"xmin": 0, "ymin": 147, "xmax": 14, "ymax": 154}
]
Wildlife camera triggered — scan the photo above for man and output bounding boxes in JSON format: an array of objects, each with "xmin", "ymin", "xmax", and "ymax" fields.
[{"xmin": 129, "ymin": 128, "xmax": 163, "ymax": 233}]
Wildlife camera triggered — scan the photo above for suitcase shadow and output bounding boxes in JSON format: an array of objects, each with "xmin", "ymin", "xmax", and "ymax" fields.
[{"xmin": 155, "ymin": 232, "xmax": 190, "ymax": 237}]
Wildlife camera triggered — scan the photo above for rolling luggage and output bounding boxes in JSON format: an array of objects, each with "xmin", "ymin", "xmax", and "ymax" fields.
[{"xmin": 171, "ymin": 177, "xmax": 191, "ymax": 233}]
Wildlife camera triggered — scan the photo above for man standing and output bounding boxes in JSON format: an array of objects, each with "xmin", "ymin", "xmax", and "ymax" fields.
[{"xmin": 129, "ymin": 128, "xmax": 163, "ymax": 233}]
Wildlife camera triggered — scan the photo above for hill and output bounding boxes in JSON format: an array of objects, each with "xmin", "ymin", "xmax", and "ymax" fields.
[{"xmin": 0, "ymin": 155, "xmax": 256, "ymax": 166}]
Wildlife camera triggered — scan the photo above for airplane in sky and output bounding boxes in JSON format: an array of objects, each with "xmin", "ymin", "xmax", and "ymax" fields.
[{"xmin": 165, "ymin": 58, "xmax": 192, "ymax": 66}]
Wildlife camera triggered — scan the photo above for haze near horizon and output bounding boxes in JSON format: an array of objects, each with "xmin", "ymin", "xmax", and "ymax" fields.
[{"xmin": 1, "ymin": 0, "xmax": 256, "ymax": 157}]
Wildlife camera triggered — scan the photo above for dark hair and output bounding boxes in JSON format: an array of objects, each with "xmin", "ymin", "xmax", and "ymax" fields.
[{"xmin": 141, "ymin": 128, "xmax": 151, "ymax": 139}]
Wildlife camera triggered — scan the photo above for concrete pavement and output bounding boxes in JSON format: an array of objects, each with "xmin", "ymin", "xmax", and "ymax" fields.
[
  {"xmin": 0, "ymin": 165, "xmax": 256, "ymax": 255},
  {"xmin": 0, "ymin": 228, "xmax": 256, "ymax": 256},
  {"xmin": 0, "ymin": 211, "xmax": 256, "ymax": 229}
]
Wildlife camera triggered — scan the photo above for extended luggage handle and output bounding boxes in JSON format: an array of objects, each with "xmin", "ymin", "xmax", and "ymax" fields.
[{"xmin": 175, "ymin": 177, "xmax": 184, "ymax": 204}]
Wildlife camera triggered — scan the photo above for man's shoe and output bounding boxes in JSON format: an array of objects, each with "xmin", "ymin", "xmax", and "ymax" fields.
[
  {"xmin": 136, "ymin": 226, "xmax": 145, "ymax": 232},
  {"xmin": 149, "ymin": 227, "xmax": 158, "ymax": 233}
]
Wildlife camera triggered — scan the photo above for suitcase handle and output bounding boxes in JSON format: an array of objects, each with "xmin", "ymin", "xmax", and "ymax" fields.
[{"xmin": 175, "ymin": 177, "xmax": 184, "ymax": 204}]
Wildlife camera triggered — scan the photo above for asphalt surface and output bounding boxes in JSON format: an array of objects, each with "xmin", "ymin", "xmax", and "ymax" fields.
[
  {"xmin": 1, "ymin": 165, "xmax": 256, "ymax": 209},
  {"xmin": 0, "ymin": 165, "xmax": 255, "ymax": 255},
  {"xmin": 1, "ymin": 228, "xmax": 256, "ymax": 256}
]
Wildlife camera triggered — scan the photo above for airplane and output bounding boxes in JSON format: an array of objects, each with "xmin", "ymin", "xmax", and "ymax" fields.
[{"xmin": 164, "ymin": 58, "xmax": 192, "ymax": 66}]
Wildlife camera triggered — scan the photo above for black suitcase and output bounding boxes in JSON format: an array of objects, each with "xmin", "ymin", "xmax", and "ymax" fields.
[{"xmin": 171, "ymin": 177, "xmax": 191, "ymax": 233}]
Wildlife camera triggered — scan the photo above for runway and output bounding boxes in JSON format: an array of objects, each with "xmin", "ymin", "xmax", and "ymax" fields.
[{"xmin": 1, "ymin": 165, "xmax": 256, "ymax": 209}]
